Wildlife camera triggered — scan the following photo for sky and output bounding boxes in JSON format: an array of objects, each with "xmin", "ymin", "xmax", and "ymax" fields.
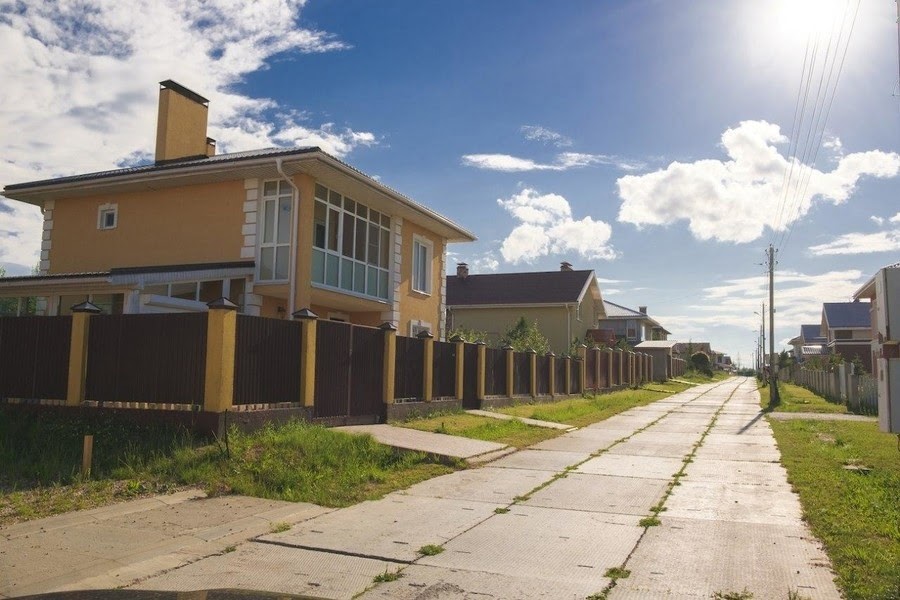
[{"xmin": 1, "ymin": 0, "xmax": 899, "ymax": 367}]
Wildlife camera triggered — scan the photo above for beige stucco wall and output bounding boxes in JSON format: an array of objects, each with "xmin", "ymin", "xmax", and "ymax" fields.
[
  {"xmin": 48, "ymin": 180, "xmax": 244, "ymax": 273},
  {"xmin": 450, "ymin": 305, "xmax": 587, "ymax": 354},
  {"xmin": 395, "ymin": 220, "xmax": 443, "ymax": 337}
]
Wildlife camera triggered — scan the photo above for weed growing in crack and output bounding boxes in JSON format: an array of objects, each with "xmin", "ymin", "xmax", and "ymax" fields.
[
  {"xmin": 373, "ymin": 568, "xmax": 403, "ymax": 583},
  {"xmin": 418, "ymin": 544, "xmax": 444, "ymax": 556}
]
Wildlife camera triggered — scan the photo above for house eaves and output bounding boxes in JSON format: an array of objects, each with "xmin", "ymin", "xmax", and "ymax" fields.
[{"xmin": 448, "ymin": 302, "xmax": 573, "ymax": 310}]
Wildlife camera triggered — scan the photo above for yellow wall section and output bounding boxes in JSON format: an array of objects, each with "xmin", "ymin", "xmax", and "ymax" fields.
[
  {"xmin": 450, "ymin": 305, "xmax": 588, "ymax": 355},
  {"xmin": 293, "ymin": 173, "xmax": 316, "ymax": 311},
  {"xmin": 396, "ymin": 220, "xmax": 443, "ymax": 336},
  {"xmin": 49, "ymin": 180, "xmax": 245, "ymax": 273}
]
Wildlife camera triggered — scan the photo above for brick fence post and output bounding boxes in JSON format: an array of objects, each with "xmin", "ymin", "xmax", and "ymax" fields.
[
  {"xmin": 451, "ymin": 335, "xmax": 465, "ymax": 401},
  {"xmin": 418, "ymin": 329, "xmax": 434, "ymax": 402},
  {"xmin": 548, "ymin": 352, "xmax": 556, "ymax": 396},
  {"xmin": 292, "ymin": 308, "xmax": 318, "ymax": 408},
  {"xmin": 66, "ymin": 301, "xmax": 102, "ymax": 406},
  {"xmin": 380, "ymin": 322, "xmax": 397, "ymax": 406},
  {"xmin": 504, "ymin": 344, "xmax": 514, "ymax": 398},
  {"xmin": 528, "ymin": 348, "xmax": 537, "ymax": 398},
  {"xmin": 204, "ymin": 298, "xmax": 238, "ymax": 413},
  {"xmin": 476, "ymin": 341, "xmax": 486, "ymax": 401}
]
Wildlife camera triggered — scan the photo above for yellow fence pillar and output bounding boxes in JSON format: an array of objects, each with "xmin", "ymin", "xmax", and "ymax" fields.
[
  {"xmin": 451, "ymin": 335, "xmax": 465, "ymax": 401},
  {"xmin": 528, "ymin": 348, "xmax": 537, "ymax": 398},
  {"xmin": 476, "ymin": 341, "xmax": 486, "ymax": 400},
  {"xmin": 548, "ymin": 352, "xmax": 556, "ymax": 396},
  {"xmin": 204, "ymin": 298, "xmax": 238, "ymax": 413},
  {"xmin": 504, "ymin": 345, "xmax": 514, "ymax": 398},
  {"xmin": 577, "ymin": 344, "xmax": 587, "ymax": 393},
  {"xmin": 419, "ymin": 330, "xmax": 434, "ymax": 402},
  {"xmin": 591, "ymin": 347, "xmax": 601, "ymax": 391},
  {"xmin": 381, "ymin": 322, "xmax": 397, "ymax": 405},
  {"xmin": 617, "ymin": 348, "xmax": 624, "ymax": 386},
  {"xmin": 292, "ymin": 309, "xmax": 318, "ymax": 408},
  {"xmin": 606, "ymin": 348, "xmax": 613, "ymax": 389},
  {"xmin": 66, "ymin": 301, "xmax": 101, "ymax": 406}
]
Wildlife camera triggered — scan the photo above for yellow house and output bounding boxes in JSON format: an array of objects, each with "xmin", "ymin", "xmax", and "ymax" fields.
[
  {"xmin": 0, "ymin": 80, "xmax": 475, "ymax": 337},
  {"xmin": 446, "ymin": 262, "xmax": 606, "ymax": 354}
]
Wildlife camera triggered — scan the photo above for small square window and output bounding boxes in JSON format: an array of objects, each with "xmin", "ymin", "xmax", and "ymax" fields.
[{"xmin": 97, "ymin": 205, "xmax": 117, "ymax": 230}]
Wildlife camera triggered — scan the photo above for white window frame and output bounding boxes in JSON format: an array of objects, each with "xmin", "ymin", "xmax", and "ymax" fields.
[
  {"xmin": 257, "ymin": 180, "xmax": 294, "ymax": 283},
  {"xmin": 97, "ymin": 203, "xmax": 118, "ymax": 230},
  {"xmin": 410, "ymin": 320, "xmax": 432, "ymax": 337},
  {"xmin": 412, "ymin": 235, "xmax": 433, "ymax": 295}
]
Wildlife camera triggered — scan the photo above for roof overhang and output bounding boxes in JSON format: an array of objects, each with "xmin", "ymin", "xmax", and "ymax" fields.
[{"xmin": 448, "ymin": 302, "xmax": 574, "ymax": 310}]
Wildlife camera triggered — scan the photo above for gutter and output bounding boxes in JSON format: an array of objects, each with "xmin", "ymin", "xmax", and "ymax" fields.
[{"xmin": 276, "ymin": 157, "xmax": 300, "ymax": 316}]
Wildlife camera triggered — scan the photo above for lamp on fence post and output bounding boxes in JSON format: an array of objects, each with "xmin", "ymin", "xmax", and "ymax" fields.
[
  {"xmin": 527, "ymin": 348, "xmax": 537, "ymax": 399},
  {"xmin": 547, "ymin": 351, "xmax": 556, "ymax": 396},
  {"xmin": 503, "ymin": 344, "xmax": 514, "ymax": 399},
  {"xmin": 67, "ymin": 301, "xmax": 101, "ymax": 407},
  {"xmin": 203, "ymin": 297, "xmax": 238, "ymax": 414},
  {"xmin": 379, "ymin": 322, "xmax": 397, "ymax": 406},
  {"xmin": 450, "ymin": 334, "xmax": 465, "ymax": 401},
  {"xmin": 475, "ymin": 341, "xmax": 486, "ymax": 401},
  {"xmin": 417, "ymin": 329, "xmax": 434, "ymax": 402},
  {"xmin": 292, "ymin": 308, "xmax": 318, "ymax": 409}
]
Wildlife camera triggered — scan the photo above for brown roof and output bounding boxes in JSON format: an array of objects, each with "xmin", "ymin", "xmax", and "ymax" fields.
[{"xmin": 447, "ymin": 270, "xmax": 594, "ymax": 306}]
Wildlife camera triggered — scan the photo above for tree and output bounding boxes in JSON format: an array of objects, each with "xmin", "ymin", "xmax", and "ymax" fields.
[
  {"xmin": 447, "ymin": 325, "xmax": 486, "ymax": 344},
  {"xmin": 499, "ymin": 317, "xmax": 550, "ymax": 355},
  {"xmin": 689, "ymin": 351, "xmax": 713, "ymax": 376}
]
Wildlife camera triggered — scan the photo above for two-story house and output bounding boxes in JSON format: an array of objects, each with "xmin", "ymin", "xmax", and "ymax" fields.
[
  {"xmin": 596, "ymin": 301, "xmax": 670, "ymax": 345},
  {"xmin": 0, "ymin": 80, "xmax": 475, "ymax": 338},
  {"xmin": 787, "ymin": 324, "xmax": 828, "ymax": 364},
  {"xmin": 821, "ymin": 301, "xmax": 873, "ymax": 372}
]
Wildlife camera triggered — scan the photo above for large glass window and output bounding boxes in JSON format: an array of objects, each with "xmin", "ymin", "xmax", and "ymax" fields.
[
  {"xmin": 258, "ymin": 180, "xmax": 293, "ymax": 282},
  {"xmin": 311, "ymin": 183, "xmax": 391, "ymax": 300}
]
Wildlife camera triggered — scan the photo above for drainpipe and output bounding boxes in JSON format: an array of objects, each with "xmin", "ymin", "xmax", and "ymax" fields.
[
  {"xmin": 566, "ymin": 303, "xmax": 572, "ymax": 349},
  {"xmin": 276, "ymin": 158, "xmax": 300, "ymax": 316}
]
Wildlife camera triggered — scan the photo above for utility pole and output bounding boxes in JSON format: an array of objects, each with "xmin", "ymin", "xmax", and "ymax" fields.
[{"xmin": 767, "ymin": 244, "xmax": 779, "ymax": 405}]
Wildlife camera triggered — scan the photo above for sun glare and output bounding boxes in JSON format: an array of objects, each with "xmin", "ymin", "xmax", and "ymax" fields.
[{"xmin": 776, "ymin": 0, "xmax": 850, "ymax": 39}]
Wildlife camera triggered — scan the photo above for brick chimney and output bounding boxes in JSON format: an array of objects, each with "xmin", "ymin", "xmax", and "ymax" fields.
[
  {"xmin": 155, "ymin": 80, "xmax": 212, "ymax": 164},
  {"xmin": 560, "ymin": 261, "xmax": 573, "ymax": 271},
  {"xmin": 639, "ymin": 306, "xmax": 647, "ymax": 314},
  {"xmin": 457, "ymin": 263, "xmax": 469, "ymax": 280}
]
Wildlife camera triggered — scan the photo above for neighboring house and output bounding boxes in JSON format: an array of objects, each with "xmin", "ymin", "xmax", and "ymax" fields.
[
  {"xmin": 0, "ymin": 80, "xmax": 475, "ymax": 339},
  {"xmin": 853, "ymin": 262, "xmax": 900, "ymax": 432},
  {"xmin": 633, "ymin": 340, "xmax": 678, "ymax": 381},
  {"xmin": 821, "ymin": 301, "xmax": 873, "ymax": 372},
  {"xmin": 445, "ymin": 262, "xmax": 606, "ymax": 354},
  {"xmin": 787, "ymin": 324, "xmax": 827, "ymax": 364},
  {"xmin": 597, "ymin": 301, "xmax": 670, "ymax": 344}
]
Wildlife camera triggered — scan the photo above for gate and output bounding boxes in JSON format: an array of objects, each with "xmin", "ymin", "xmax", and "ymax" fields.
[{"xmin": 314, "ymin": 320, "xmax": 384, "ymax": 418}]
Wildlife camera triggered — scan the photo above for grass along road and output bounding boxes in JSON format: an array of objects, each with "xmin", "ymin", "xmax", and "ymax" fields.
[{"xmin": 767, "ymin": 381, "xmax": 851, "ymax": 414}]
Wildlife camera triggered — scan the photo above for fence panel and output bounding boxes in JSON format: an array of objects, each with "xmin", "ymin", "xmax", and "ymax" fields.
[
  {"xmin": 314, "ymin": 320, "xmax": 352, "ymax": 417},
  {"xmin": 585, "ymin": 350, "xmax": 597, "ymax": 390},
  {"xmin": 555, "ymin": 358, "xmax": 568, "ymax": 394},
  {"xmin": 233, "ymin": 316, "xmax": 301, "ymax": 405},
  {"xmin": 350, "ymin": 325, "xmax": 384, "ymax": 416},
  {"xmin": 0, "ymin": 316, "xmax": 72, "ymax": 400},
  {"xmin": 484, "ymin": 347, "xmax": 506, "ymax": 396},
  {"xmin": 536, "ymin": 355, "xmax": 550, "ymax": 395},
  {"xmin": 432, "ymin": 340, "xmax": 457, "ymax": 399},
  {"xmin": 462, "ymin": 344, "xmax": 479, "ymax": 407},
  {"xmin": 569, "ymin": 359, "xmax": 582, "ymax": 393},
  {"xmin": 395, "ymin": 336, "xmax": 424, "ymax": 400},
  {"xmin": 597, "ymin": 351, "xmax": 609, "ymax": 389},
  {"xmin": 513, "ymin": 352, "xmax": 530, "ymax": 395},
  {"xmin": 85, "ymin": 313, "xmax": 207, "ymax": 405}
]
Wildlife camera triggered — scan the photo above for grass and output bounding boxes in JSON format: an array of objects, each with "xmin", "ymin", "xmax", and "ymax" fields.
[
  {"xmin": 496, "ymin": 383, "xmax": 694, "ymax": 428},
  {"xmin": 418, "ymin": 544, "xmax": 444, "ymax": 556},
  {"xmin": 765, "ymin": 382, "xmax": 849, "ymax": 414},
  {"xmin": 712, "ymin": 590, "xmax": 754, "ymax": 600},
  {"xmin": 604, "ymin": 567, "xmax": 631, "ymax": 579},
  {"xmin": 270, "ymin": 522, "xmax": 291, "ymax": 534},
  {"xmin": 400, "ymin": 412, "xmax": 561, "ymax": 448},
  {"xmin": 372, "ymin": 569, "xmax": 403, "ymax": 583},
  {"xmin": 769, "ymin": 418, "xmax": 900, "ymax": 600},
  {"xmin": 0, "ymin": 413, "xmax": 458, "ymax": 526},
  {"xmin": 638, "ymin": 515, "xmax": 661, "ymax": 527}
]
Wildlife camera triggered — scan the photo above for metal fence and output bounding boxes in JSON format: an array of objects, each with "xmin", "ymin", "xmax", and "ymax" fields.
[
  {"xmin": 536, "ymin": 354, "xmax": 550, "ymax": 395},
  {"xmin": 513, "ymin": 351, "xmax": 530, "ymax": 395},
  {"xmin": 485, "ymin": 347, "xmax": 506, "ymax": 396},
  {"xmin": 432, "ymin": 340, "xmax": 457, "ymax": 399},
  {"xmin": 233, "ymin": 315, "xmax": 301, "ymax": 406},
  {"xmin": 395, "ymin": 335, "xmax": 424, "ymax": 401},
  {"xmin": 0, "ymin": 316, "xmax": 72, "ymax": 400}
]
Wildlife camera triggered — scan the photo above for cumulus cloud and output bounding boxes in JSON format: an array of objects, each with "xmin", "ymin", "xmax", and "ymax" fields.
[
  {"xmin": 891, "ymin": 213, "xmax": 900, "ymax": 224},
  {"xmin": 0, "ymin": 0, "xmax": 372, "ymax": 272},
  {"xmin": 616, "ymin": 120, "xmax": 900, "ymax": 243},
  {"xmin": 809, "ymin": 230, "xmax": 900, "ymax": 256},
  {"xmin": 871, "ymin": 216, "xmax": 885, "ymax": 226},
  {"xmin": 497, "ymin": 188, "xmax": 617, "ymax": 263},
  {"xmin": 520, "ymin": 125, "xmax": 572, "ymax": 147}
]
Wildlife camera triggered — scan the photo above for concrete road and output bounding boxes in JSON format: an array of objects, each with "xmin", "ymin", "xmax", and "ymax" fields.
[{"xmin": 131, "ymin": 377, "xmax": 840, "ymax": 600}]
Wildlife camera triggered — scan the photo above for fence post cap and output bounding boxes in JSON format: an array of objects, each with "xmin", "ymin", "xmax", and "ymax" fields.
[
  {"xmin": 449, "ymin": 334, "xmax": 464, "ymax": 343},
  {"xmin": 501, "ymin": 343, "xmax": 514, "ymax": 351},
  {"xmin": 546, "ymin": 351, "xmax": 556, "ymax": 357},
  {"xmin": 578, "ymin": 343, "xmax": 588, "ymax": 349},
  {"xmin": 475, "ymin": 340, "xmax": 486, "ymax": 346},
  {"xmin": 526, "ymin": 347, "xmax": 537, "ymax": 354},
  {"xmin": 291, "ymin": 308, "xmax": 318, "ymax": 320},
  {"xmin": 379, "ymin": 321, "xmax": 397, "ymax": 331},
  {"xmin": 416, "ymin": 329, "xmax": 434, "ymax": 339},
  {"xmin": 207, "ymin": 297, "xmax": 239, "ymax": 310},
  {"xmin": 71, "ymin": 301, "xmax": 102, "ymax": 314}
]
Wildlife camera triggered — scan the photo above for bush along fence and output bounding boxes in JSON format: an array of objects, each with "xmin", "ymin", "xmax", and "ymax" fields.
[
  {"xmin": 779, "ymin": 364, "xmax": 877, "ymax": 415},
  {"xmin": 0, "ymin": 299, "xmax": 658, "ymax": 434}
]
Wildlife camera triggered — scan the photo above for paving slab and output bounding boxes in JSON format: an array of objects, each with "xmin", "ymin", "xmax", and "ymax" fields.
[
  {"xmin": 400, "ymin": 466, "xmax": 556, "ymax": 504},
  {"xmin": 564, "ymin": 426, "xmax": 633, "ymax": 443},
  {"xmin": 684, "ymin": 458, "xmax": 791, "ymax": 486},
  {"xmin": 420, "ymin": 505, "xmax": 639, "ymax": 588},
  {"xmin": 607, "ymin": 439, "xmax": 695, "ymax": 458},
  {"xmin": 524, "ymin": 473, "xmax": 668, "ymax": 516},
  {"xmin": 609, "ymin": 517, "xmax": 841, "ymax": 599},
  {"xmin": 693, "ymin": 441, "xmax": 782, "ymax": 462},
  {"xmin": 360, "ymin": 564, "xmax": 601, "ymax": 600},
  {"xmin": 530, "ymin": 433, "xmax": 621, "ymax": 453},
  {"xmin": 465, "ymin": 409, "xmax": 574, "ymax": 430},
  {"xmin": 488, "ymin": 449, "xmax": 590, "ymax": 472},
  {"xmin": 576, "ymin": 453, "xmax": 685, "ymax": 480},
  {"xmin": 664, "ymin": 479, "xmax": 803, "ymax": 525},
  {"xmin": 627, "ymin": 430, "xmax": 704, "ymax": 446},
  {"xmin": 136, "ymin": 542, "xmax": 390, "ymax": 599},
  {"xmin": 336, "ymin": 424, "xmax": 509, "ymax": 462},
  {"xmin": 259, "ymin": 494, "xmax": 502, "ymax": 563},
  {"xmin": 704, "ymin": 432, "xmax": 778, "ymax": 446},
  {"xmin": 641, "ymin": 419, "xmax": 708, "ymax": 434}
]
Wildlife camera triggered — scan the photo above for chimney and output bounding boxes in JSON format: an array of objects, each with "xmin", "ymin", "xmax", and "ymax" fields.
[
  {"xmin": 639, "ymin": 306, "xmax": 647, "ymax": 314},
  {"xmin": 457, "ymin": 263, "xmax": 469, "ymax": 280},
  {"xmin": 206, "ymin": 137, "xmax": 216, "ymax": 157},
  {"xmin": 560, "ymin": 261, "xmax": 573, "ymax": 272},
  {"xmin": 155, "ymin": 80, "xmax": 211, "ymax": 164}
]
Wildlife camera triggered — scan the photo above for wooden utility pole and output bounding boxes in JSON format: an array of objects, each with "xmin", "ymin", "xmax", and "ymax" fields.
[{"xmin": 768, "ymin": 244, "xmax": 779, "ymax": 404}]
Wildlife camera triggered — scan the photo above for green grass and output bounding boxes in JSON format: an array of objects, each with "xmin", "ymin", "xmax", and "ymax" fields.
[
  {"xmin": 766, "ymin": 382, "xmax": 849, "ymax": 414},
  {"xmin": 769, "ymin": 418, "xmax": 900, "ymax": 600},
  {"xmin": 400, "ymin": 413, "xmax": 561, "ymax": 448},
  {"xmin": 418, "ymin": 544, "xmax": 444, "ymax": 556},
  {"xmin": 496, "ymin": 383, "xmax": 693, "ymax": 428},
  {"xmin": 0, "ymin": 414, "xmax": 457, "ymax": 526}
]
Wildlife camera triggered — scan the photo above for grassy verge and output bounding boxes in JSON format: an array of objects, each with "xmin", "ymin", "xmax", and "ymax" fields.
[
  {"xmin": 400, "ymin": 413, "xmax": 561, "ymax": 448},
  {"xmin": 766, "ymin": 382, "xmax": 849, "ymax": 414},
  {"xmin": 769, "ymin": 418, "xmax": 900, "ymax": 599},
  {"xmin": 0, "ymin": 414, "xmax": 456, "ymax": 527},
  {"xmin": 496, "ymin": 382, "xmax": 695, "ymax": 428}
]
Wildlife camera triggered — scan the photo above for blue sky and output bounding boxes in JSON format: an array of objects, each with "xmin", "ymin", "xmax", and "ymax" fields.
[{"xmin": 1, "ymin": 0, "xmax": 898, "ymax": 366}]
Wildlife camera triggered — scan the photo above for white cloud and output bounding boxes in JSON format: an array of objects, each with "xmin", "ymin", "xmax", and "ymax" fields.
[
  {"xmin": 496, "ymin": 188, "xmax": 617, "ymax": 263},
  {"xmin": 616, "ymin": 120, "xmax": 900, "ymax": 243},
  {"xmin": 520, "ymin": 125, "xmax": 572, "ymax": 147},
  {"xmin": 891, "ymin": 213, "xmax": 900, "ymax": 224},
  {"xmin": 462, "ymin": 152, "xmax": 644, "ymax": 173},
  {"xmin": 808, "ymin": 230, "xmax": 900, "ymax": 256},
  {"xmin": 0, "ymin": 0, "xmax": 372, "ymax": 272},
  {"xmin": 871, "ymin": 216, "xmax": 885, "ymax": 226},
  {"xmin": 472, "ymin": 253, "xmax": 500, "ymax": 273}
]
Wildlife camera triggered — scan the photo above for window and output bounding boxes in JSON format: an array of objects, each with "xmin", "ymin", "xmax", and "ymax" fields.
[
  {"xmin": 311, "ymin": 183, "xmax": 391, "ymax": 300},
  {"xmin": 97, "ymin": 204, "xmax": 117, "ymax": 230},
  {"xmin": 412, "ymin": 236, "xmax": 432, "ymax": 294},
  {"xmin": 834, "ymin": 330, "xmax": 852, "ymax": 340},
  {"xmin": 410, "ymin": 321, "xmax": 432, "ymax": 337},
  {"xmin": 258, "ymin": 180, "xmax": 293, "ymax": 282}
]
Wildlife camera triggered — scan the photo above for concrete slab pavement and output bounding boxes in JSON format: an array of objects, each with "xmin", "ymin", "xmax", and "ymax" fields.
[
  {"xmin": 335, "ymin": 424, "xmax": 516, "ymax": 464},
  {"xmin": 464, "ymin": 409, "xmax": 575, "ymax": 430}
]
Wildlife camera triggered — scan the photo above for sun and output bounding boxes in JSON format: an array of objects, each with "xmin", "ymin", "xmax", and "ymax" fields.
[{"xmin": 775, "ymin": 0, "xmax": 852, "ymax": 40}]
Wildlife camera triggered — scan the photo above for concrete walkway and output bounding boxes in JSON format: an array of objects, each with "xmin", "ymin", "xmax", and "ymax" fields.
[
  {"xmin": 465, "ymin": 408, "xmax": 576, "ymax": 430},
  {"xmin": 336, "ymin": 424, "xmax": 516, "ymax": 464},
  {"xmin": 128, "ymin": 377, "xmax": 840, "ymax": 599}
]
